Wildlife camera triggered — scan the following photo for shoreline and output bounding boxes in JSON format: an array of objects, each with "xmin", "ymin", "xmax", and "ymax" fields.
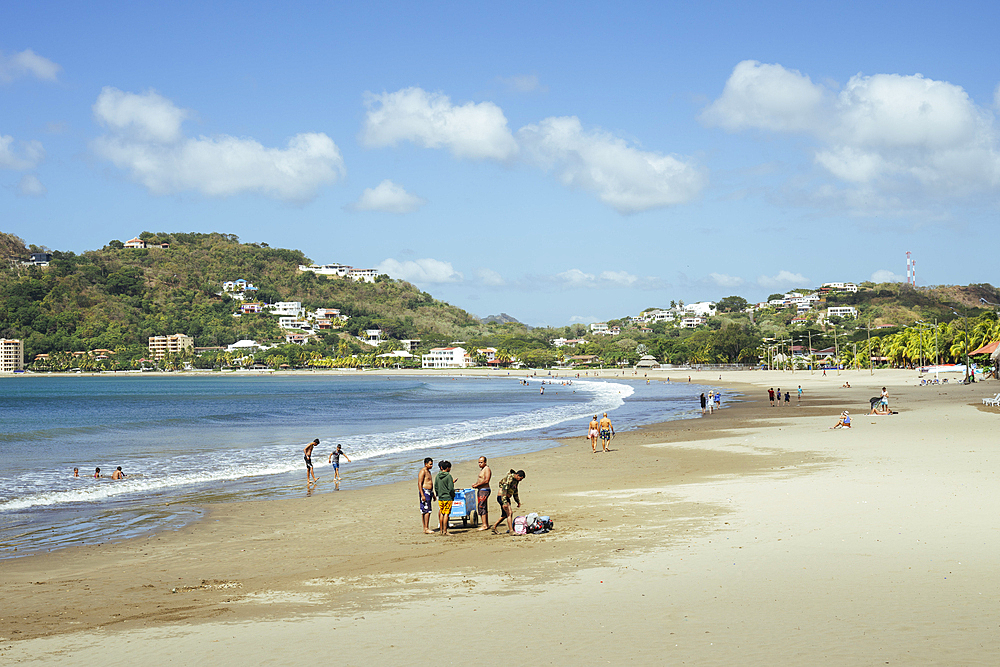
[{"xmin": 4, "ymin": 369, "xmax": 998, "ymax": 664}]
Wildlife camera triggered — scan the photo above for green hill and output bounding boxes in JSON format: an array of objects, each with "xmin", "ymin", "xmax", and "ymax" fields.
[{"xmin": 0, "ymin": 231, "xmax": 478, "ymax": 361}]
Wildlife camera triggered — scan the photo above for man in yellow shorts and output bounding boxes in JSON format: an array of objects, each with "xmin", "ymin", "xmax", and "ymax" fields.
[{"xmin": 434, "ymin": 460, "xmax": 457, "ymax": 536}]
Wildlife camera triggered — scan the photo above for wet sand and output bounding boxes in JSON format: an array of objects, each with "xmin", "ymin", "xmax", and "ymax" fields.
[{"xmin": 2, "ymin": 369, "xmax": 999, "ymax": 665}]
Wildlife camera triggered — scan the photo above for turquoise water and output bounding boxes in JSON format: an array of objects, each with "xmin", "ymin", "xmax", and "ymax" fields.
[{"xmin": 0, "ymin": 373, "xmax": 725, "ymax": 558}]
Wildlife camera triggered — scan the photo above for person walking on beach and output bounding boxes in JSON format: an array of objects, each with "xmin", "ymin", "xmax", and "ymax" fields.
[
  {"xmin": 784, "ymin": 390, "xmax": 790, "ymax": 406},
  {"xmin": 434, "ymin": 461, "xmax": 457, "ymax": 536},
  {"xmin": 599, "ymin": 413, "xmax": 615, "ymax": 452},
  {"xmin": 797, "ymin": 385, "xmax": 803, "ymax": 405},
  {"xmin": 328, "ymin": 444, "xmax": 351, "ymax": 481},
  {"xmin": 303, "ymin": 439, "xmax": 319, "ymax": 484},
  {"xmin": 490, "ymin": 469, "xmax": 525, "ymax": 534},
  {"xmin": 587, "ymin": 415, "xmax": 600, "ymax": 453},
  {"xmin": 715, "ymin": 391, "xmax": 721, "ymax": 409},
  {"xmin": 700, "ymin": 392, "xmax": 707, "ymax": 414},
  {"xmin": 472, "ymin": 456, "xmax": 492, "ymax": 531},
  {"xmin": 768, "ymin": 388, "xmax": 775, "ymax": 406},
  {"xmin": 418, "ymin": 457, "xmax": 435, "ymax": 534},
  {"xmin": 777, "ymin": 389, "xmax": 782, "ymax": 406},
  {"xmin": 112, "ymin": 466, "xmax": 126, "ymax": 480}
]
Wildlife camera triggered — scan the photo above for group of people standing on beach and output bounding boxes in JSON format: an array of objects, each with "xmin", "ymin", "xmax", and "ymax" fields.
[
  {"xmin": 699, "ymin": 391, "xmax": 722, "ymax": 414},
  {"xmin": 417, "ymin": 456, "xmax": 525, "ymax": 535}
]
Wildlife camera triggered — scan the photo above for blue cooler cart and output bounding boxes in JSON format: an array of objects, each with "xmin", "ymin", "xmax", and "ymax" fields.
[{"xmin": 449, "ymin": 488, "xmax": 479, "ymax": 527}]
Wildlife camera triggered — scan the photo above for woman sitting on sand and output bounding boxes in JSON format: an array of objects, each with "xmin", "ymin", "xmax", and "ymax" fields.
[{"xmin": 831, "ymin": 411, "xmax": 851, "ymax": 429}]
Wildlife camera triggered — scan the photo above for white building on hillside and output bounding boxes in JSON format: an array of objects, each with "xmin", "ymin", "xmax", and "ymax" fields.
[
  {"xmin": 269, "ymin": 302, "xmax": 305, "ymax": 318},
  {"xmin": 684, "ymin": 301, "xmax": 717, "ymax": 317},
  {"xmin": 680, "ymin": 317, "xmax": 706, "ymax": 329},
  {"xmin": 299, "ymin": 264, "xmax": 378, "ymax": 283},
  {"xmin": 422, "ymin": 347, "xmax": 470, "ymax": 369},
  {"xmin": 822, "ymin": 282, "xmax": 858, "ymax": 292},
  {"xmin": 590, "ymin": 323, "xmax": 609, "ymax": 334},
  {"xmin": 827, "ymin": 306, "xmax": 858, "ymax": 318}
]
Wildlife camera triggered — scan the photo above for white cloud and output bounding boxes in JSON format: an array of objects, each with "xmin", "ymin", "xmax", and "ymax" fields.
[
  {"xmin": 704, "ymin": 61, "xmax": 1000, "ymax": 203},
  {"xmin": 870, "ymin": 269, "xmax": 905, "ymax": 283},
  {"xmin": 349, "ymin": 179, "xmax": 426, "ymax": 213},
  {"xmin": 0, "ymin": 134, "xmax": 44, "ymax": 170},
  {"xmin": 376, "ymin": 258, "xmax": 463, "ymax": 284},
  {"xmin": 552, "ymin": 268, "xmax": 650, "ymax": 289},
  {"xmin": 707, "ymin": 272, "xmax": 744, "ymax": 288},
  {"xmin": 498, "ymin": 74, "xmax": 547, "ymax": 94},
  {"xmin": 518, "ymin": 116, "xmax": 706, "ymax": 214},
  {"xmin": 92, "ymin": 87, "xmax": 344, "ymax": 202},
  {"xmin": 361, "ymin": 87, "xmax": 704, "ymax": 213},
  {"xmin": 361, "ymin": 87, "xmax": 518, "ymax": 160},
  {"xmin": 599, "ymin": 270, "xmax": 638, "ymax": 286},
  {"xmin": 757, "ymin": 270, "xmax": 809, "ymax": 288},
  {"xmin": 0, "ymin": 49, "xmax": 61, "ymax": 83},
  {"xmin": 477, "ymin": 268, "xmax": 505, "ymax": 286},
  {"xmin": 17, "ymin": 174, "xmax": 46, "ymax": 197},
  {"xmin": 701, "ymin": 60, "xmax": 829, "ymax": 133}
]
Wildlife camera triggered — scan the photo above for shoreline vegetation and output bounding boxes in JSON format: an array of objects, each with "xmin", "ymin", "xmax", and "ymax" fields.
[{"xmin": 4, "ymin": 368, "xmax": 1000, "ymax": 664}]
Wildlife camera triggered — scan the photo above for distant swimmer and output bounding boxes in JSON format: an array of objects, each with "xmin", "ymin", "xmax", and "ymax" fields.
[
  {"xmin": 599, "ymin": 413, "xmax": 614, "ymax": 452},
  {"xmin": 112, "ymin": 466, "xmax": 127, "ymax": 480},
  {"xmin": 94, "ymin": 467, "xmax": 101, "ymax": 478},
  {"xmin": 73, "ymin": 467, "xmax": 79, "ymax": 477},
  {"xmin": 304, "ymin": 439, "xmax": 319, "ymax": 484},
  {"xmin": 328, "ymin": 444, "xmax": 351, "ymax": 481}
]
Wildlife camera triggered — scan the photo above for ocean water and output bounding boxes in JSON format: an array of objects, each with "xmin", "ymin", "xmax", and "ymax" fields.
[{"xmin": 0, "ymin": 373, "xmax": 728, "ymax": 558}]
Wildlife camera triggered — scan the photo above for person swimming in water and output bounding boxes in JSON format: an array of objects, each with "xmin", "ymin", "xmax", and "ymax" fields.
[{"xmin": 112, "ymin": 466, "xmax": 127, "ymax": 480}]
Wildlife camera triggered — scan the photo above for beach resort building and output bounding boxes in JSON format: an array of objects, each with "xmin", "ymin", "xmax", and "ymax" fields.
[
  {"xmin": 400, "ymin": 339, "xmax": 421, "ymax": 352},
  {"xmin": 422, "ymin": 347, "xmax": 471, "ymax": 369},
  {"xmin": 590, "ymin": 323, "xmax": 609, "ymax": 334},
  {"xmin": 148, "ymin": 334, "xmax": 194, "ymax": 360},
  {"xmin": 0, "ymin": 338, "xmax": 24, "ymax": 372},
  {"xmin": 680, "ymin": 317, "xmax": 706, "ymax": 329}
]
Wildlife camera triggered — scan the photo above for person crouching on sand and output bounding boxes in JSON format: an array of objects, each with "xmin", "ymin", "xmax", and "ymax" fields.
[{"xmin": 491, "ymin": 469, "xmax": 525, "ymax": 534}]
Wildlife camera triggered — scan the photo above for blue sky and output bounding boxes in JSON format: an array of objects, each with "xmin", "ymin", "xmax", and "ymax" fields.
[{"xmin": 3, "ymin": 1, "xmax": 999, "ymax": 325}]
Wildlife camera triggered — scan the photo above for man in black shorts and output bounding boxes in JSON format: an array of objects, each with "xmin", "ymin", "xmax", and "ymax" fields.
[{"xmin": 303, "ymin": 438, "xmax": 319, "ymax": 484}]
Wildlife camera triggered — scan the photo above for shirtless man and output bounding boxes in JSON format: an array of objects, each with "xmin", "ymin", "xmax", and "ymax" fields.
[
  {"xmin": 417, "ymin": 457, "xmax": 436, "ymax": 534},
  {"xmin": 472, "ymin": 456, "xmax": 492, "ymax": 531},
  {"xmin": 587, "ymin": 415, "xmax": 600, "ymax": 453},
  {"xmin": 599, "ymin": 412, "xmax": 614, "ymax": 452},
  {"xmin": 303, "ymin": 439, "xmax": 319, "ymax": 484},
  {"xmin": 112, "ymin": 466, "xmax": 126, "ymax": 480}
]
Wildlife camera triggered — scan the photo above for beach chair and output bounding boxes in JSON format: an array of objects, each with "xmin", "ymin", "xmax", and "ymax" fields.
[{"xmin": 984, "ymin": 393, "xmax": 1000, "ymax": 406}]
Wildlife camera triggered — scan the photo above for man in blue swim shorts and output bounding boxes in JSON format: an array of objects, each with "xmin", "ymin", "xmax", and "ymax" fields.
[{"xmin": 417, "ymin": 457, "xmax": 435, "ymax": 534}]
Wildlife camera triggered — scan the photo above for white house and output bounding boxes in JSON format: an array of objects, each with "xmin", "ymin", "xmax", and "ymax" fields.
[
  {"xmin": 361, "ymin": 329, "xmax": 382, "ymax": 346},
  {"xmin": 269, "ymin": 302, "xmax": 305, "ymax": 318},
  {"xmin": 684, "ymin": 301, "xmax": 717, "ymax": 317},
  {"xmin": 476, "ymin": 347, "xmax": 497, "ymax": 362},
  {"xmin": 278, "ymin": 316, "xmax": 311, "ymax": 330},
  {"xmin": 347, "ymin": 268, "xmax": 378, "ymax": 283},
  {"xmin": 422, "ymin": 347, "xmax": 470, "ymax": 369},
  {"xmin": 822, "ymin": 282, "xmax": 858, "ymax": 293},
  {"xmin": 226, "ymin": 339, "xmax": 263, "ymax": 353},
  {"xmin": 827, "ymin": 306, "xmax": 858, "ymax": 319},
  {"xmin": 680, "ymin": 317, "xmax": 706, "ymax": 329},
  {"xmin": 124, "ymin": 237, "xmax": 146, "ymax": 248},
  {"xmin": 590, "ymin": 322, "xmax": 609, "ymax": 334}
]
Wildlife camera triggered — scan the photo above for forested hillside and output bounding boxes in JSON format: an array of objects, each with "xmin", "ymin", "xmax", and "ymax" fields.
[{"xmin": 0, "ymin": 231, "xmax": 478, "ymax": 360}]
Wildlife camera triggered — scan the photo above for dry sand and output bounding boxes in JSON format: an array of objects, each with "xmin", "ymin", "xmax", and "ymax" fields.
[{"xmin": 2, "ymin": 369, "xmax": 999, "ymax": 665}]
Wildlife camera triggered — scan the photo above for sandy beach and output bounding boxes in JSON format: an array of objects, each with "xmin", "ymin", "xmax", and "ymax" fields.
[{"xmin": 3, "ymin": 368, "xmax": 999, "ymax": 665}]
